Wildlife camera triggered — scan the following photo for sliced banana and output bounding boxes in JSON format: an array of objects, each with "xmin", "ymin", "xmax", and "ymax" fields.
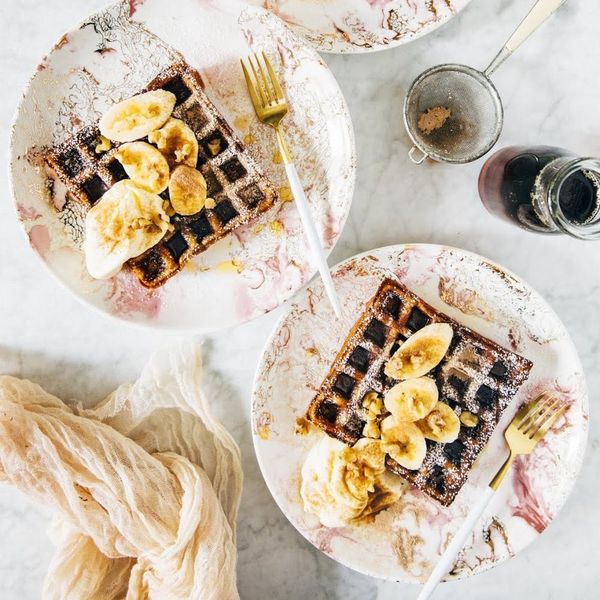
[
  {"xmin": 416, "ymin": 402, "xmax": 461, "ymax": 444},
  {"xmin": 385, "ymin": 323, "xmax": 453, "ymax": 381},
  {"xmin": 384, "ymin": 377, "xmax": 439, "ymax": 422},
  {"xmin": 381, "ymin": 417, "xmax": 427, "ymax": 471},
  {"xmin": 84, "ymin": 180, "xmax": 170, "ymax": 279},
  {"xmin": 115, "ymin": 142, "xmax": 170, "ymax": 194},
  {"xmin": 148, "ymin": 118, "xmax": 199, "ymax": 167},
  {"xmin": 99, "ymin": 90, "xmax": 176, "ymax": 143},
  {"xmin": 169, "ymin": 165, "xmax": 207, "ymax": 215}
]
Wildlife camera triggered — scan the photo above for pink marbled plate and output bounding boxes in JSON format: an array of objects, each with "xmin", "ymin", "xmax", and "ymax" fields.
[
  {"xmin": 251, "ymin": 244, "xmax": 588, "ymax": 582},
  {"xmin": 9, "ymin": 0, "xmax": 355, "ymax": 332},
  {"xmin": 245, "ymin": 0, "xmax": 472, "ymax": 54}
]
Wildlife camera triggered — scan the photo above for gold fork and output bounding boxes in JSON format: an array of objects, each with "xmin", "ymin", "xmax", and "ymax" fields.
[
  {"xmin": 240, "ymin": 52, "xmax": 342, "ymax": 318},
  {"xmin": 418, "ymin": 392, "xmax": 568, "ymax": 600}
]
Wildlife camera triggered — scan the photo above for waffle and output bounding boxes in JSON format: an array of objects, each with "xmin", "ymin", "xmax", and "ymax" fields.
[
  {"xmin": 307, "ymin": 279, "xmax": 533, "ymax": 506},
  {"xmin": 45, "ymin": 62, "xmax": 279, "ymax": 288}
]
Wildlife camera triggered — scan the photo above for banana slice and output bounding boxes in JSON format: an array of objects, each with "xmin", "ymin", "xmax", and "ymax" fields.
[
  {"xmin": 84, "ymin": 180, "xmax": 170, "ymax": 279},
  {"xmin": 115, "ymin": 142, "xmax": 170, "ymax": 193},
  {"xmin": 384, "ymin": 377, "xmax": 439, "ymax": 422},
  {"xmin": 381, "ymin": 417, "xmax": 427, "ymax": 470},
  {"xmin": 99, "ymin": 90, "xmax": 176, "ymax": 143},
  {"xmin": 148, "ymin": 118, "xmax": 199, "ymax": 167},
  {"xmin": 385, "ymin": 323, "xmax": 453, "ymax": 380},
  {"xmin": 169, "ymin": 165, "xmax": 207, "ymax": 216},
  {"xmin": 416, "ymin": 402, "xmax": 461, "ymax": 444}
]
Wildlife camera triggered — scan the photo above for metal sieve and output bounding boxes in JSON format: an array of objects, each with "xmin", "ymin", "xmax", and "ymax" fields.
[
  {"xmin": 404, "ymin": 64, "xmax": 503, "ymax": 165},
  {"xmin": 404, "ymin": 0, "xmax": 567, "ymax": 165}
]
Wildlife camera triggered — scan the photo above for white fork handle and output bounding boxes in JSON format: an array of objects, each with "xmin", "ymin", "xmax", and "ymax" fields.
[
  {"xmin": 284, "ymin": 163, "xmax": 342, "ymax": 318},
  {"xmin": 417, "ymin": 486, "xmax": 496, "ymax": 600}
]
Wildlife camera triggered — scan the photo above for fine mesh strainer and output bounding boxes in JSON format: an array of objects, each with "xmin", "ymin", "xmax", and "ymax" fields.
[
  {"xmin": 404, "ymin": 0, "xmax": 567, "ymax": 165},
  {"xmin": 404, "ymin": 64, "xmax": 503, "ymax": 164}
]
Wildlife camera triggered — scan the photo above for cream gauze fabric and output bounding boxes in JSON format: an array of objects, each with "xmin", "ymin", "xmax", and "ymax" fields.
[{"xmin": 0, "ymin": 342, "xmax": 243, "ymax": 600}]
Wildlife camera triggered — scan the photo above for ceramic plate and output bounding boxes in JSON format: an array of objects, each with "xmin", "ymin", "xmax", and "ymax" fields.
[
  {"xmin": 252, "ymin": 244, "xmax": 588, "ymax": 582},
  {"xmin": 246, "ymin": 0, "xmax": 472, "ymax": 54},
  {"xmin": 9, "ymin": 0, "xmax": 355, "ymax": 332}
]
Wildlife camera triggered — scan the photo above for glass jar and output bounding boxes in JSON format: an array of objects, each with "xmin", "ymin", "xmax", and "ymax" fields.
[{"xmin": 478, "ymin": 146, "xmax": 600, "ymax": 240}]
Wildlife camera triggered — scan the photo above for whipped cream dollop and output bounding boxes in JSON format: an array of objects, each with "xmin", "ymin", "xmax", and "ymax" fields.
[{"xmin": 300, "ymin": 437, "xmax": 404, "ymax": 528}]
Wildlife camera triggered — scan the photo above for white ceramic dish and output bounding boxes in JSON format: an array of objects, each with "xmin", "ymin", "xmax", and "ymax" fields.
[
  {"xmin": 246, "ymin": 0, "xmax": 472, "ymax": 54},
  {"xmin": 252, "ymin": 244, "xmax": 588, "ymax": 582},
  {"xmin": 9, "ymin": 0, "xmax": 355, "ymax": 332}
]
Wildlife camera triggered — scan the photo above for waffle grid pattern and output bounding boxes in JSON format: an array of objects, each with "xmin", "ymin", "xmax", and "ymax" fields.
[
  {"xmin": 307, "ymin": 279, "xmax": 533, "ymax": 506},
  {"xmin": 45, "ymin": 62, "xmax": 279, "ymax": 288}
]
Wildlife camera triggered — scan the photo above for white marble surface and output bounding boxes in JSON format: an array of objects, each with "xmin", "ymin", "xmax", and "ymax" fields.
[{"xmin": 0, "ymin": 1, "xmax": 598, "ymax": 598}]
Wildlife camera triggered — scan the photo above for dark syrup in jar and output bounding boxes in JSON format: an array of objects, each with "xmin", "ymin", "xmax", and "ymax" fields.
[{"xmin": 479, "ymin": 146, "xmax": 600, "ymax": 233}]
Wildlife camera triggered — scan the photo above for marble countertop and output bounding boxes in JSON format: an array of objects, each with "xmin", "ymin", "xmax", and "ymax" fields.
[{"xmin": 0, "ymin": 1, "xmax": 598, "ymax": 598}]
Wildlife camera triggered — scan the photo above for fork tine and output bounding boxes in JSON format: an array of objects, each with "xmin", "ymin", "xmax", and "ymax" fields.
[
  {"xmin": 262, "ymin": 51, "xmax": 285, "ymax": 101},
  {"xmin": 253, "ymin": 53, "xmax": 275, "ymax": 105},
  {"xmin": 514, "ymin": 394, "xmax": 550, "ymax": 430},
  {"xmin": 248, "ymin": 55, "xmax": 269, "ymax": 107},
  {"xmin": 517, "ymin": 392, "xmax": 554, "ymax": 432},
  {"xmin": 522, "ymin": 395, "xmax": 561, "ymax": 437},
  {"xmin": 240, "ymin": 59, "xmax": 263, "ymax": 112},
  {"xmin": 530, "ymin": 402, "xmax": 567, "ymax": 441}
]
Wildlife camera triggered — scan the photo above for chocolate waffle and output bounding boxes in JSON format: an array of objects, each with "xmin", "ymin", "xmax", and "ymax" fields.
[
  {"xmin": 307, "ymin": 279, "xmax": 533, "ymax": 506},
  {"xmin": 45, "ymin": 62, "xmax": 279, "ymax": 288}
]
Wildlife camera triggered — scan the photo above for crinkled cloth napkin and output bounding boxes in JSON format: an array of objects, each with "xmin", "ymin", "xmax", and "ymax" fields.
[{"xmin": 0, "ymin": 342, "xmax": 243, "ymax": 600}]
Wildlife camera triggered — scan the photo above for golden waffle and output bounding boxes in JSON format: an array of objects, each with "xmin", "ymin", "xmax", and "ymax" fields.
[
  {"xmin": 45, "ymin": 62, "xmax": 279, "ymax": 288},
  {"xmin": 307, "ymin": 279, "xmax": 533, "ymax": 506}
]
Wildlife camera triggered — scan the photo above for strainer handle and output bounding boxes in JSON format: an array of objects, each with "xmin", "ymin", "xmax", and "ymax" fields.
[
  {"xmin": 408, "ymin": 146, "xmax": 428, "ymax": 165},
  {"xmin": 484, "ymin": 0, "xmax": 567, "ymax": 77}
]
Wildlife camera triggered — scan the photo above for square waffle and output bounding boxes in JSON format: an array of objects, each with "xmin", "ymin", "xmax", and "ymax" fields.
[
  {"xmin": 45, "ymin": 62, "xmax": 279, "ymax": 288},
  {"xmin": 307, "ymin": 279, "xmax": 533, "ymax": 506}
]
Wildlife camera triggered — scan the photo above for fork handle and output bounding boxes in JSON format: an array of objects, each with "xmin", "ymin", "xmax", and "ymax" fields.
[
  {"xmin": 416, "ymin": 486, "xmax": 496, "ymax": 600},
  {"xmin": 484, "ymin": 0, "xmax": 567, "ymax": 76},
  {"xmin": 276, "ymin": 130, "xmax": 342, "ymax": 318}
]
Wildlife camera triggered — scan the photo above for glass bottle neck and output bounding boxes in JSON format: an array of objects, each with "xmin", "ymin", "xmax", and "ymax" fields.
[{"xmin": 532, "ymin": 157, "xmax": 600, "ymax": 240}]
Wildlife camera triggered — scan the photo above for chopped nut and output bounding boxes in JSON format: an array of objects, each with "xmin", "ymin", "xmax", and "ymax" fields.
[
  {"xmin": 363, "ymin": 420, "xmax": 381, "ymax": 440},
  {"xmin": 369, "ymin": 398, "xmax": 384, "ymax": 418},
  {"xmin": 95, "ymin": 135, "xmax": 112, "ymax": 154},
  {"xmin": 205, "ymin": 197, "xmax": 216, "ymax": 209},
  {"xmin": 362, "ymin": 391, "xmax": 383, "ymax": 414},
  {"xmin": 175, "ymin": 143, "xmax": 194, "ymax": 164},
  {"xmin": 460, "ymin": 411, "xmax": 479, "ymax": 428},
  {"xmin": 163, "ymin": 201, "xmax": 176, "ymax": 217},
  {"xmin": 295, "ymin": 417, "xmax": 313, "ymax": 436},
  {"xmin": 207, "ymin": 139, "xmax": 221, "ymax": 156},
  {"xmin": 362, "ymin": 391, "xmax": 380, "ymax": 407}
]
